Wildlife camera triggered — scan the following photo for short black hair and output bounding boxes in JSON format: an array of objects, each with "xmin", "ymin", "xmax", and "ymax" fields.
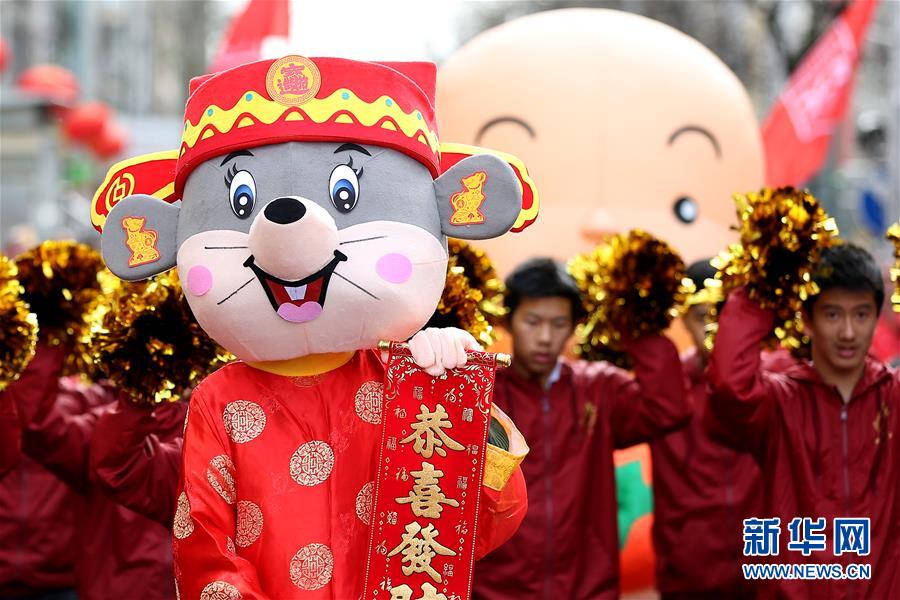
[
  {"xmin": 805, "ymin": 243, "xmax": 885, "ymax": 315},
  {"xmin": 503, "ymin": 257, "xmax": 587, "ymax": 321},
  {"xmin": 686, "ymin": 258, "xmax": 717, "ymax": 292}
]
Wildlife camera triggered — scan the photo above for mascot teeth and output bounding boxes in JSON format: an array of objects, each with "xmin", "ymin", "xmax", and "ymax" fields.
[{"xmin": 286, "ymin": 284, "xmax": 308, "ymax": 301}]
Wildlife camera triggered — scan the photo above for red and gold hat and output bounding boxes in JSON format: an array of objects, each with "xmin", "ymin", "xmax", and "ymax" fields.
[{"xmin": 92, "ymin": 56, "xmax": 538, "ymax": 233}]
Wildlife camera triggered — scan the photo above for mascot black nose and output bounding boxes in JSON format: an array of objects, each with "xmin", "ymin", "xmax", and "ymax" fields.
[{"xmin": 264, "ymin": 197, "xmax": 307, "ymax": 224}]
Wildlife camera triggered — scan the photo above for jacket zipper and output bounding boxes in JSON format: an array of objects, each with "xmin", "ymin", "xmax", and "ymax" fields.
[
  {"xmin": 17, "ymin": 462, "xmax": 26, "ymax": 579},
  {"xmin": 542, "ymin": 393, "xmax": 554, "ymax": 600},
  {"xmin": 840, "ymin": 404, "xmax": 850, "ymax": 509},
  {"xmin": 840, "ymin": 402, "xmax": 853, "ymax": 600}
]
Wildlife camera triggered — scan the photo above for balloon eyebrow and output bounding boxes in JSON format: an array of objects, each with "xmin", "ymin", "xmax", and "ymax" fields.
[
  {"xmin": 475, "ymin": 116, "xmax": 535, "ymax": 144},
  {"xmin": 220, "ymin": 149, "xmax": 254, "ymax": 166},
  {"xmin": 668, "ymin": 125, "xmax": 721, "ymax": 159}
]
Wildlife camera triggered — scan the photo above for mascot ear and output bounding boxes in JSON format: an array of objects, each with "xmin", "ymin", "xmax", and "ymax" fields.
[
  {"xmin": 100, "ymin": 194, "xmax": 180, "ymax": 280},
  {"xmin": 435, "ymin": 154, "xmax": 522, "ymax": 240}
]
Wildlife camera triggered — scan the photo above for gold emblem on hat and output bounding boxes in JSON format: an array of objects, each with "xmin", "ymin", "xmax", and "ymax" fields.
[
  {"xmin": 107, "ymin": 172, "xmax": 134, "ymax": 207},
  {"xmin": 266, "ymin": 55, "xmax": 321, "ymax": 106}
]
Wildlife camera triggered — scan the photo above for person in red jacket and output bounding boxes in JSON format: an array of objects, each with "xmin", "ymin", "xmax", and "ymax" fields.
[
  {"xmin": 0, "ymin": 345, "xmax": 84, "ymax": 600},
  {"xmin": 4, "ymin": 343, "xmax": 184, "ymax": 600},
  {"xmin": 649, "ymin": 259, "xmax": 763, "ymax": 600},
  {"xmin": 708, "ymin": 243, "xmax": 900, "ymax": 600},
  {"xmin": 472, "ymin": 257, "xmax": 690, "ymax": 600},
  {"xmin": 89, "ymin": 396, "xmax": 185, "ymax": 528}
]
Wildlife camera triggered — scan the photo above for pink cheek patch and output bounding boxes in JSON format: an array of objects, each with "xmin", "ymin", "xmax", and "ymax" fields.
[
  {"xmin": 186, "ymin": 266, "xmax": 213, "ymax": 297},
  {"xmin": 376, "ymin": 253, "xmax": 413, "ymax": 284}
]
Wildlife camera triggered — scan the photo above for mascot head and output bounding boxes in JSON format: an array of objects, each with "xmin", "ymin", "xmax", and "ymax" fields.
[{"xmin": 92, "ymin": 56, "xmax": 537, "ymax": 362}]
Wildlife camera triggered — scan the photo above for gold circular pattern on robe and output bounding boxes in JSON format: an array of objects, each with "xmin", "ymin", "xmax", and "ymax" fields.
[
  {"xmin": 222, "ymin": 400, "xmax": 267, "ymax": 444},
  {"xmin": 207, "ymin": 454, "xmax": 237, "ymax": 504},
  {"xmin": 290, "ymin": 440, "xmax": 335, "ymax": 486},
  {"xmin": 235, "ymin": 500, "xmax": 264, "ymax": 548},
  {"xmin": 289, "ymin": 543, "xmax": 334, "ymax": 590},
  {"xmin": 355, "ymin": 480, "xmax": 375, "ymax": 525},
  {"xmin": 173, "ymin": 492, "xmax": 194, "ymax": 539},
  {"xmin": 354, "ymin": 381, "xmax": 384, "ymax": 425},
  {"xmin": 226, "ymin": 537, "xmax": 236, "ymax": 555},
  {"xmin": 200, "ymin": 581, "xmax": 242, "ymax": 600}
]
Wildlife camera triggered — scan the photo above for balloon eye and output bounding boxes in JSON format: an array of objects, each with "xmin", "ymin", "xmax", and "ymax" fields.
[
  {"xmin": 228, "ymin": 170, "xmax": 256, "ymax": 219},
  {"xmin": 329, "ymin": 164, "xmax": 360, "ymax": 213},
  {"xmin": 674, "ymin": 196, "xmax": 698, "ymax": 224}
]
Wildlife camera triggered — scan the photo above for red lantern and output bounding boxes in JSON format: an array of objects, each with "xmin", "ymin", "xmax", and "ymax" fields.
[
  {"xmin": 90, "ymin": 121, "xmax": 128, "ymax": 160},
  {"xmin": 62, "ymin": 102, "xmax": 110, "ymax": 141},
  {"xmin": 17, "ymin": 64, "xmax": 79, "ymax": 104},
  {"xmin": 0, "ymin": 37, "xmax": 9, "ymax": 74}
]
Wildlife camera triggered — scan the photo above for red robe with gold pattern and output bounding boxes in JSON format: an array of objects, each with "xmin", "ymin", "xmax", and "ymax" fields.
[{"xmin": 174, "ymin": 350, "xmax": 526, "ymax": 600}]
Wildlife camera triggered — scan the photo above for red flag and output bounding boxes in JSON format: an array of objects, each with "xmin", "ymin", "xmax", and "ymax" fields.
[
  {"xmin": 762, "ymin": 0, "xmax": 879, "ymax": 187},
  {"xmin": 208, "ymin": 0, "xmax": 290, "ymax": 74}
]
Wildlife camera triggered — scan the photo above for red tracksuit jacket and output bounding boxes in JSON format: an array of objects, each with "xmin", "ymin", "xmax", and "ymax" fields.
[
  {"xmin": 472, "ymin": 335, "xmax": 689, "ymax": 600},
  {"xmin": 89, "ymin": 398, "xmax": 185, "ymax": 528},
  {"xmin": 5, "ymin": 344, "xmax": 185, "ymax": 600},
  {"xmin": 0, "ymin": 345, "xmax": 90, "ymax": 596},
  {"xmin": 707, "ymin": 288, "xmax": 900, "ymax": 600},
  {"xmin": 650, "ymin": 347, "xmax": 763, "ymax": 598}
]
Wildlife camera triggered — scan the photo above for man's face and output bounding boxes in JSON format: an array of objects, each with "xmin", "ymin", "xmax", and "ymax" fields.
[
  {"xmin": 683, "ymin": 303, "xmax": 711, "ymax": 357},
  {"xmin": 509, "ymin": 296, "xmax": 575, "ymax": 379},
  {"xmin": 808, "ymin": 288, "xmax": 879, "ymax": 376}
]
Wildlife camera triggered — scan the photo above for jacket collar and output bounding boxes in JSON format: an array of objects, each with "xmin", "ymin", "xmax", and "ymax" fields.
[
  {"xmin": 500, "ymin": 357, "xmax": 573, "ymax": 394},
  {"xmin": 784, "ymin": 355, "xmax": 892, "ymax": 401}
]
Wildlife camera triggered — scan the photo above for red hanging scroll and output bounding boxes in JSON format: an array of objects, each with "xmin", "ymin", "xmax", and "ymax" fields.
[{"xmin": 364, "ymin": 343, "xmax": 501, "ymax": 600}]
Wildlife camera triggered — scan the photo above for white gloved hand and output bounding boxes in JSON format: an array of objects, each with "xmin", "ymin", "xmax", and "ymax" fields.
[{"xmin": 406, "ymin": 327, "xmax": 482, "ymax": 377}]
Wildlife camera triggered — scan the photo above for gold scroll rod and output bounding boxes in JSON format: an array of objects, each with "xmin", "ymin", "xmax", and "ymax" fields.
[{"xmin": 377, "ymin": 340, "xmax": 511, "ymax": 368}]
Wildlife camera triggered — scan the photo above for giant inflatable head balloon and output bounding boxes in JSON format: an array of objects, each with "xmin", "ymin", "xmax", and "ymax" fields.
[
  {"xmin": 437, "ymin": 8, "xmax": 765, "ymax": 270},
  {"xmin": 90, "ymin": 56, "xmax": 537, "ymax": 361}
]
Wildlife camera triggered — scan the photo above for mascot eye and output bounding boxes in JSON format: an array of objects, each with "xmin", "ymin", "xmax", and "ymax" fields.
[
  {"xmin": 329, "ymin": 163, "xmax": 361, "ymax": 213},
  {"xmin": 673, "ymin": 196, "xmax": 698, "ymax": 224},
  {"xmin": 226, "ymin": 169, "xmax": 256, "ymax": 219}
]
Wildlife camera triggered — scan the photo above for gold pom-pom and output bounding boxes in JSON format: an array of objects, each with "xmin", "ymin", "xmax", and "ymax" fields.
[
  {"xmin": 888, "ymin": 221, "xmax": 900, "ymax": 313},
  {"xmin": 14, "ymin": 241, "xmax": 105, "ymax": 367},
  {"xmin": 713, "ymin": 187, "xmax": 839, "ymax": 350},
  {"xmin": 71, "ymin": 269, "xmax": 125, "ymax": 382},
  {"xmin": 448, "ymin": 239, "xmax": 506, "ymax": 325},
  {"xmin": 89, "ymin": 270, "xmax": 234, "ymax": 404},
  {"xmin": 568, "ymin": 230, "xmax": 690, "ymax": 367},
  {"xmin": 428, "ymin": 241, "xmax": 499, "ymax": 347},
  {"xmin": 0, "ymin": 254, "xmax": 38, "ymax": 392}
]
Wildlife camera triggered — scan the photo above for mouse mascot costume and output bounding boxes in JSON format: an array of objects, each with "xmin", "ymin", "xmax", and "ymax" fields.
[{"xmin": 90, "ymin": 56, "xmax": 538, "ymax": 600}]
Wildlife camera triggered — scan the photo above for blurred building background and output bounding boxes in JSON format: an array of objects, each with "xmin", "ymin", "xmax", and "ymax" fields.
[
  {"xmin": 0, "ymin": 0, "xmax": 223, "ymax": 249},
  {"xmin": 0, "ymin": 0, "xmax": 898, "ymax": 262}
]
